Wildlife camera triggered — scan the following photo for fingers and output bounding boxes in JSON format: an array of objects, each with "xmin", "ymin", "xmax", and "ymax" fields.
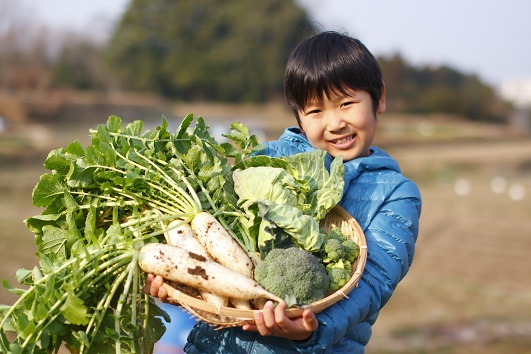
[
  {"xmin": 143, "ymin": 274, "xmax": 168, "ymax": 301},
  {"xmin": 274, "ymin": 301, "xmax": 287, "ymax": 323},
  {"xmin": 249, "ymin": 300, "xmax": 317, "ymax": 341},
  {"xmin": 143, "ymin": 273, "xmax": 155, "ymax": 295},
  {"xmin": 253, "ymin": 301, "xmax": 275, "ymax": 336},
  {"xmin": 301, "ymin": 308, "xmax": 318, "ymax": 332},
  {"xmin": 263, "ymin": 301, "xmax": 279, "ymax": 328},
  {"xmin": 241, "ymin": 322, "xmax": 257, "ymax": 332},
  {"xmin": 150, "ymin": 275, "xmax": 163, "ymax": 297},
  {"xmin": 157, "ymin": 282, "xmax": 168, "ymax": 301}
]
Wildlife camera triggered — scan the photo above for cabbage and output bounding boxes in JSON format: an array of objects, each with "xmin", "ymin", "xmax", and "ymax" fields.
[{"xmin": 232, "ymin": 150, "xmax": 344, "ymax": 255}]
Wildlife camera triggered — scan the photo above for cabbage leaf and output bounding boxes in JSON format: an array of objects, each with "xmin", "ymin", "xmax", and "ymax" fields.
[{"xmin": 232, "ymin": 149, "xmax": 344, "ymax": 255}]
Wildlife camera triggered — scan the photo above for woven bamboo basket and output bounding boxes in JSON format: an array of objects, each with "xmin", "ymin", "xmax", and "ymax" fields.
[{"xmin": 161, "ymin": 205, "xmax": 367, "ymax": 328}]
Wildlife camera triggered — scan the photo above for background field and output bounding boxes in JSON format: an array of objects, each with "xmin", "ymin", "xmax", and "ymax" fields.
[{"xmin": 1, "ymin": 102, "xmax": 530, "ymax": 353}]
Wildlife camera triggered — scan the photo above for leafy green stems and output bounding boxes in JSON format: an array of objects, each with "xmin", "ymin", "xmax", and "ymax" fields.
[{"xmin": 1, "ymin": 115, "xmax": 262, "ymax": 353}]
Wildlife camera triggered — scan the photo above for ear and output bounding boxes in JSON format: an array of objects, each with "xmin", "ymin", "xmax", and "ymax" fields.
[{"xmin": 377, "ymin": 81, "xmax": 387, "ymax": 114}]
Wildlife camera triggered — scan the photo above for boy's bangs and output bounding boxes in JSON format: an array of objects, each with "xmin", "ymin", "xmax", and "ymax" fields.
[{"xmin": 297, "ymin": 78, "xmax": 353, "ymax": 110}]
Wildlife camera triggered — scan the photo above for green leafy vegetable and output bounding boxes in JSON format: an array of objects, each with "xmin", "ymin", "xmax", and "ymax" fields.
[
  {"xmin": 0, "ymin": 114, "xmax": 344, "ymax": 353},
  {"xmin": 0, "ymin": 114, "xmax": 261, "ymax": 354},
  {"xmin": 232, "ymin": 150, "xmax": 344, "ymax": 255}
]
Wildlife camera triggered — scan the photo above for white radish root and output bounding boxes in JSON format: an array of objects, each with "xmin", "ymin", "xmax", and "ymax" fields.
[
  {"xmin": 230, "ymin": 298, "xmax": 252, "ymax": 310},
  {"xmin": 138, "ymin": 243, "xmax": 283, "ymax": 303},
  {"xmin": 190, "ymin": 212, "xmax": 255, "ymax": 309},
  {"xmin": 253, "ymin": 298, "xmax": 268, "ymax": 310},
  {"xmin": 165, "ymin": 221, "xmax": 229, "ymax": 308},
  {"xmin": 191, "ymin": 211, "xmax": 253, "ymax": 277}
]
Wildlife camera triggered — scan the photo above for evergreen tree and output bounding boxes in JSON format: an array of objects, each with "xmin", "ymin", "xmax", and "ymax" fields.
[{"xmin": 103, "ymin": 0, "xmax": 315, "ymax": 102}]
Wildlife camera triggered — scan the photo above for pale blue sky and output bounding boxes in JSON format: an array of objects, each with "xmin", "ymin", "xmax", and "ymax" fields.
[{"xmin": 20, "ymin": 0, "xmax": 531, "ymax": 88}]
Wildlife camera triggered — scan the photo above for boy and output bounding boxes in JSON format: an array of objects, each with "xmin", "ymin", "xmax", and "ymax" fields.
[{"xmin": 146, "ymin": 31, "xmax": 422, "ymax": 353}]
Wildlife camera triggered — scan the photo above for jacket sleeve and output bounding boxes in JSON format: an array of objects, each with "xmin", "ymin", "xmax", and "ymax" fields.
[{"xmin": 294, "ymin": 179, "xmax": 422, "ymax": 353}]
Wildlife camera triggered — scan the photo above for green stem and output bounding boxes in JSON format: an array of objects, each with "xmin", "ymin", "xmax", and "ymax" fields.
[
  {"xmin": 84, "ymin": 261, "xmax": 131, "ymax": 353},
  {"xmin": 80, "ymin": 259, "xmax": 131, "ymax": 353},
  {"xmin": 132, "ymin": 151, "xmax": 201, "ymax": 214},
  {"xmin": 0, "ymin": 247, "xmax": 107, "ymax": 331},
  {"xmin": 115, "ymin": 145, "xmax": 201, "ymax": 215},
  {"xmin": 114, "ymin": 251, "xmax": 138, "ymax": 354},
  {"xmin": 126, "ymin": 213, "xmax": 192, "ymax": 234},
  {"xmin": 21, "ymin": 292, "xmax": 68, "ymax": 348}
]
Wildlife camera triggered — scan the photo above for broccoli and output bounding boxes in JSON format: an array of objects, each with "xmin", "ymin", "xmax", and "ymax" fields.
[
  {"xmin": 327, "ymin": 267, "xmax": 350, "ymax": 291},
  {"xmin": 342, "ymin": 238, "xmax": 359, "ymax": 263},
  {"xmin": 254, "ymin": 247, "xmax": 329, "ymax": 306},
  {"xmin": 325, "ymin": 260, "xmax": 352, "ymax": 291},
  {"xmin": 322, "ymin": 237, "xmax": 345, "ymax": 263},
  {"xmin": 321, "ymin": 227, "xmax": 359, "ymax": 264},
  {"xmin": 316, "ymin": 228, "xmax": 361, "ymax": 291},
  {"xmin": 325, "ymin": 258, "xmax": 351, "ymax": 275}
]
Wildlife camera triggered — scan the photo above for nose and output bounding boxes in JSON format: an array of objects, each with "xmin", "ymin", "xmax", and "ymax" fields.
[{"xmin": 325, "ymin": 110, "xmax": 347, "ymax": 132}]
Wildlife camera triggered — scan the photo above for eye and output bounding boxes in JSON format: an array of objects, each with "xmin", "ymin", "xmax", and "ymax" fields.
[
  {"xmin": 304, "ymin": 108, "xmax": 321, "ymax": 116},
  {"xmin": 341, "ymin": 101, "xmax": 354, "ymax": 108}
]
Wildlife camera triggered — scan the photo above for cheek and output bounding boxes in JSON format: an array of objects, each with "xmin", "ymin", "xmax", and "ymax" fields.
[
  {"xmin": 299, "ymin": 119, "xmax": 314, "ymax": 135},
  {"xmin": 300, "ymin": 121, "xmax": 322, "ymax": 140},
  {"xmin": 360, "ymin": 117, "xmax": 378, "ymax": 135}
]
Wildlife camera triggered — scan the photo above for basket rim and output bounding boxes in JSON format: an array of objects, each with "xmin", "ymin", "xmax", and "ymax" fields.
[{"xmin": 162, "ymin": 205, "xmax": 367, "ymax": 323}]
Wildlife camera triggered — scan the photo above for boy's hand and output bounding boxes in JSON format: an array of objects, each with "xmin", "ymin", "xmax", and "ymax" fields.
[
  {"xmin": 146, "ymin": 276, "xmax": 318, "ymax": 340},
  {"xmin": 242, "ymin": 301, "xmax": 318, "ymax": 341},
  {"xmin": 144, "ymin": 274, "xmax": 169, "ymax": 302}
]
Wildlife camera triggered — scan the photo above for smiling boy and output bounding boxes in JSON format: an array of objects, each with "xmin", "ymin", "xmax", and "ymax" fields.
[{"xmin": 148, "ymin": 31, "xmax": 422, "ymax": 353}]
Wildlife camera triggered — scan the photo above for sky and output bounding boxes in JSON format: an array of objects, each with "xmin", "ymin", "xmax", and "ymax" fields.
[{"xmin": 17, "ymin": 0, "xmax": 531, "ymax": 90}]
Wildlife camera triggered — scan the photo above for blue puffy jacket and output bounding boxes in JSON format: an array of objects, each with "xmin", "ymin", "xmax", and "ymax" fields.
[{"xmin": 184, "ymin": 127, "xmax": 422, "ymax": 353}]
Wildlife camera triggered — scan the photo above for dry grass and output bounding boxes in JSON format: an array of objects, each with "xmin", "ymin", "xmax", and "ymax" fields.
[{"xmin": 1, "ymin": 102, "xmax": 531, "ymax": 353}]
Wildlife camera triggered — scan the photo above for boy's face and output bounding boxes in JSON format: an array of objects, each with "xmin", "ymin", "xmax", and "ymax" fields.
[{"xmin": 298, "ymin": 87, "xmax": 386, "ymax": 161}]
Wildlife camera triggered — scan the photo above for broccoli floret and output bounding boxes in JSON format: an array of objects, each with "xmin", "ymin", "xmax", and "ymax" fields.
[
  {"xmin": 319, "ymin": 228, "xmax": 360, "ymax": 292},
  {"xmin": 326, "ymin": 260, "xmax": 352, "ymax": 291},
  {"xmin": 342, "ymin": 239, "xmax": 359, "ymax": 263},
  {"xmin": 322, "ymin": 238, "xmax": 345, "ymax": 263},
  {"xmin": 327, "ymin": 267, "xmax": 351, "ymax": 291},
  {"xmin": 327, "ymin": 227, "xmax": 347, "ymax": 241},
  {"xmin": 321, "ymin": 228, "xmax": 360, "ymax": 264},
  {"xmin": 325, "ymin": 259, "xmax": 352, "ymax": 275},
  {"xmin": 254, "ymin": 247, "xmax": 329, "ymax": 306}
]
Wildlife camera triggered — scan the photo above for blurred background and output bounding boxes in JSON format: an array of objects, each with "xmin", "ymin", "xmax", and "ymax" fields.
[{"xmin": 1, "ymin": 0, "xmax": 530, "ymax": 353}]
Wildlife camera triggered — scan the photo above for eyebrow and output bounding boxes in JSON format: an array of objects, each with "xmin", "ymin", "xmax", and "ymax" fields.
[{"xmin": 307, "ymin": 89, "xmax": 360, "ymax": 105}]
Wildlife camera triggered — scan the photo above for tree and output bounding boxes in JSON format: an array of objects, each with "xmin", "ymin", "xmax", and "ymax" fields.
[
  {"xmin": 0, "ymin": 0, "xmax": 51, "ymax": 91},
  {"xmin": 51, "ymin": 34, "xmax": 106, "ymax": 90},
  {"xmin": 378, "ymin": 55, "xmax": 512, "ymax": 122},
  {"xmin": 103, "ymin": 0, "xmax": 315, "ymax": 102}
]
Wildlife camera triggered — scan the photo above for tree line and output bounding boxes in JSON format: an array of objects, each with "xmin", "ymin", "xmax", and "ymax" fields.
[{"xmin": 0, "ymin": 0, "xmax": 511, "ymax": 122}]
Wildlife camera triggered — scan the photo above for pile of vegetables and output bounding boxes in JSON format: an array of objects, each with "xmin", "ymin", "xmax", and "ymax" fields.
[{"xmin": 0, "ymin": 114, "xmax": 360, "ymax": 353}]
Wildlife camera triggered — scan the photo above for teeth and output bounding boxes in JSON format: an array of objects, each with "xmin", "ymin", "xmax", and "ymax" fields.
[{"xmin": 334, "ymin": 136, "xmax": 353, "ymax": 144}]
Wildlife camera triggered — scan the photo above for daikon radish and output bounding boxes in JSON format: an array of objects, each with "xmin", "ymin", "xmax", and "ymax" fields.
[
  {"xmin": 165, "ymin": 221, "xmax": 229, "ymax": 308},
  {"xmin": 191, "ymin": 212, "xmax": 253, "ymax": 277},
  {"xmin": 190, "ymin": 212, "xmax": 255, "ymax": 309},
  {"xmin": 138, "ymin": 243, "xmax": 283, "ymax": 302},
  {"xmin": 230, "ymin": 298, "xmax": 252, "ymax": 310}
]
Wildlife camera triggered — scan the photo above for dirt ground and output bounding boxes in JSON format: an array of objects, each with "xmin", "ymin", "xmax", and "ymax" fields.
[
  {"xmin": 366, "ymin": 138, "xmax": 531, "ymax": 353},
  {"xmin": 1, "ymin": 104, "xmax": 530, "ymax": 353}
]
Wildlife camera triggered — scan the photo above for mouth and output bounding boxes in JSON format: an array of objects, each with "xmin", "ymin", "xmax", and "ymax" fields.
[{"xmin": 329, "ymin": 134, "xmax": 356, "ymax": 147}]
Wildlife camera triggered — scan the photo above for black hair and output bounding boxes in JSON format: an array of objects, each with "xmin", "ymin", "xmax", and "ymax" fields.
[{"xmin": 284, "ymin": 31, "xmax": 384, "ymax": 123}]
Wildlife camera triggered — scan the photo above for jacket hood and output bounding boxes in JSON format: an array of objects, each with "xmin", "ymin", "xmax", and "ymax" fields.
[{"xmin": 326, "ymin": 146, "xmax": 402, "ymax": 196}]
